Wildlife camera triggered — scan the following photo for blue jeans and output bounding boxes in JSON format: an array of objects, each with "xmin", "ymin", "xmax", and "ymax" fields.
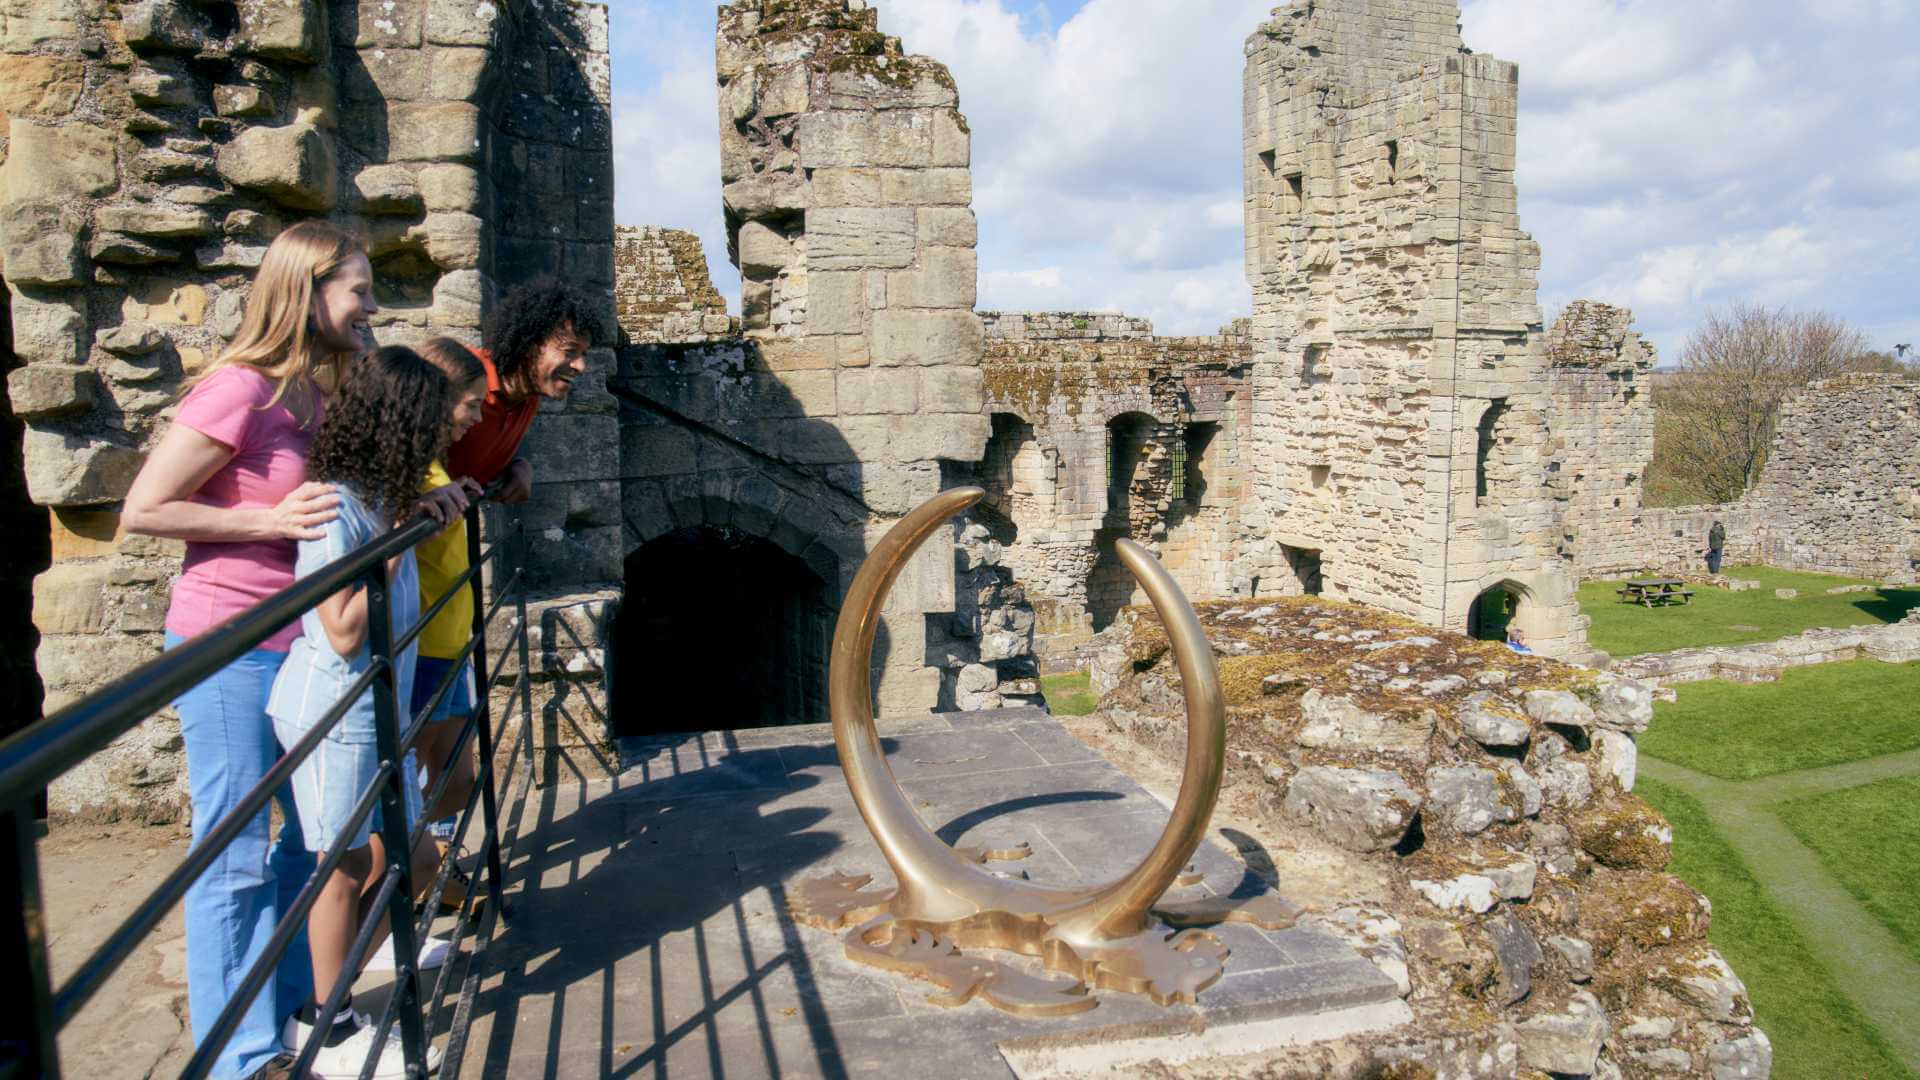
[
  {"xmin": 168, "ymin": 633, "xmax": 316, "ymax": 1079},
  {"xmin": 1708, "ymin": 549, "xmax": 1724, "ymax": 574}
]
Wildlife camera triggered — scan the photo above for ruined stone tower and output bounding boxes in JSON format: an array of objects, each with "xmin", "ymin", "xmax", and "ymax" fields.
[{"xmin": 1242, "ymin": 0, "xmax": 1587, "ymax": 653}]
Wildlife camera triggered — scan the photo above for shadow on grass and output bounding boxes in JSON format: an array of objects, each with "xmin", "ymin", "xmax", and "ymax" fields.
[{"xmin": 1854, "ymin": 588, "xmax": 1920, "ymax": 623}]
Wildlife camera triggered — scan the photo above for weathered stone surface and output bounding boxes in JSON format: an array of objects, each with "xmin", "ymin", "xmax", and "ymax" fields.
[
  {"xmin": 1515, "ymin": 993, "xmax": 1609, "ymax": 1076},
  {"xmin": 1656, "ymin": 946, "xmax": 1749, "ymax": 1022},
  {"xmin": 23, "ymin": 429, "xmax": 144, "ymax": 507},
  {"xmin": 95, "ymin": 205, "xmax": 216, "ymax": 239},
  {"xmin": 806, "ymin": 208, "xmax": 915, "ymax": 270},
  {"xmin": 10, "ymin": 289, "xmax": 86, "ymax": 365},
  {"xmin": 418, "ymin": 211, "xmax": 483, "ymax": 269},
  {"xmin": 1411, "ymin": 873, "xmax": 1499, "ymax": 914},
  {"xmin": 1708, "ymin": 1031, "xmax": 1772, "ymax": 1080},
  {"xmin": 1546, "ymin": 934, "xmax": 1593, "ymax": 982},
  {"xmin": 129, "ymin": 61, "xmax": 197, "ymax": 106},
  {"xmin": 1593, "ymin": 728, "xmax": 1637, "ymax": 790},
  {"xmin": 796, "ymin": 109, "xmax": 934, "ymax": 168},
  {"xmin": 1300, "ymin": 689, "xmax": 1433, "ymax": 755},
  {"xmin": 98, "ymin": 323, "xmax": 164, "ymax": 356},
  {"xmin": 31, "ymin": 561, "xmax": 113, "ymax": 636},
  {"xmin": 212, "ymin": 84, "xmax": 274, "ymax": 117},
  {"xmin": 8, "ymin": 365, "xmax": 96, "ymax": 420},
  {"xmin": 1525, "ymin": 689, "xmax": 1596, "ymax": 729},
  {"xmin": 350, "ymin": 165, "xmax": 423, "ymax": 213},
  {"xmin": 388, "ymin": 101, "xmax": 481, "ymax": 162},
  {"xmin": 217, "ymin": 122, "xmax": 339, "ymax": 210},
  {"xmin": 0, "ymin": 201, "xmax": 86, "ymax": 286},
  {"xmin": 1456, "ymin": 691, "xmax": 1528, "ymax": 747},
  {"xmin": 418, "ymin": 163, "xmax": 482, "ymax": 211},
  {"xmin": 1283, "ymin": 765, "xmax": 1420, "ymax": 852},
  {"xmin": 430, "ymin": 47, "xmax": 490, "ymax": 100},
  {"xmin": 0, "ymin": 55, "xmax": 85, "ymax": 131},
  {"xmin": 1539, "ymin": 758, "xmax": 1595, "ymax": 809},
  {"xmin": 0, "ymin": 122, "xmax": 118, "ymax": 204},
  {"xmin": 431, "ymin": 269, "xmax": 486, "ymax": 327},
  {"xmin": 870, "ymin": 309, "xmax": 981, "ymax": 367},
  {"xmin": 1591, "ymin": 673, "xmax": 1653, "ymax": 733},
  {"xmin": 124, "ymin": 0, "xmax": 208, "ymax": 52},
  {"xmin": 1484, "ymin": 910, "xmax": 1540, "ymax": 1005},
  {"xmin": 425, "ymin": 0, "xmax": 501, "ymax": 46},
  {"xmin": 1499, "ymin": 759, "xmax": 1544, "ymax": 817},
  {"xmin": 1424, "ymin": 764, "xmax": 1511, "ymax": 834},
  {"xmin": 234, "ymin": 0, "xmax": 326, "ymax": 63}
]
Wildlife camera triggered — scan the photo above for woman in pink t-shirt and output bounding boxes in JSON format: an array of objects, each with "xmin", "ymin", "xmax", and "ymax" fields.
[{"xmin": 122, "ymin": 221, "xmax": 377, "ymax": 1080}]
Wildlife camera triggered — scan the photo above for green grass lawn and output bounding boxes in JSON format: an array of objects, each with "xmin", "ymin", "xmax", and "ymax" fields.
[
  {"xmin": 1778, "ymin": 774, "xmax": 1920, "ymax": 968},
  {"xmin": 1639, "ymin": 660, "xmax": 1920, "ymax": 780},
  {"xmin": 1578, "ymin": 564, "xmax": 1920, "ymax": 658},
  {"xmin": 1637, "ymin": 777, "xmax": 1916, "ymax": 1079},
  {"xmin": 1040, "ymin": 670, "xmax": 1098, "ymax": 717}
]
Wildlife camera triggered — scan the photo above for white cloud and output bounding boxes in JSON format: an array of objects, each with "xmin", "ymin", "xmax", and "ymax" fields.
[{"xmin": 610, "ymin": 1, "xmax": 1920, "ymax": 357}]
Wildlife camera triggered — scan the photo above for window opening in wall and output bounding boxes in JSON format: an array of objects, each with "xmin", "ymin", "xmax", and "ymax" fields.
[
  {"xmin": 1282, "ymin": 545, "xmax": 1324, "ymax": 597},
  {"xmin": 1182, "ymin": 422, "xmax": 1218, "ymax": 506},
  {"xmin": 1285, "ymin": 172, "xmax": 1305, "ymax": 214},
  {"xmin": 1310, "ymin": 464, "xmax": 1331, "ymax": 490},
  {"xmin": 1385, "ymin": 139, "xmax": 1399, "ymax": 184},
  {"xmin": 1475, "ymin": 398, "xmax": 1509, "ymax": 504},
  {"xmin": 1169, "ymin": 444, "xmax": 1186, "ymax": 502},
  {"xmin": 1467, "ymin": 584, "xmax": 1525, "ymax": 642},
  {"xmin": 1304, "ymin": 343, "xmax": 1328, "ymax": 386}
]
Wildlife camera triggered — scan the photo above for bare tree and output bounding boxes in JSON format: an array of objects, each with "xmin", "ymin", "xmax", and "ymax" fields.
[{"xmin": 1646, "ymin": 304, "xmax": 1874, "ymax": 505}]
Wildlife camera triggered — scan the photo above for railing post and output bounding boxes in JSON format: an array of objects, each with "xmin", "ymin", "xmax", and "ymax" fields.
[
  {"xmin": 514, "ymin": 520, "xmax": 539, "ymax": 788},
  {"xmin": 365, "ymin": 561, "xmax": 431, "ymax": 1079},
  {"xmin": 0, "ymin": 805, "xmax": 59, "ymax": 1079},
  {"xmin": 464, "ymin": 509, "xmax": 507, "ymax": 919}
]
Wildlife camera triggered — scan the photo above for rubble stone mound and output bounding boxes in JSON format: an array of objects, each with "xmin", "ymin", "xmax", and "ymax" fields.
[{"xmin": 1085, "ymin": 596, "xmax": 1769, "ymax": 1078}]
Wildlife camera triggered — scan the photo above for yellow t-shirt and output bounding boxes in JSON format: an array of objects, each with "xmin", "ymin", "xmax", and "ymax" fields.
[{"xmin": 415, "ymin": 461, "xmax": 475, "ymax": 661}]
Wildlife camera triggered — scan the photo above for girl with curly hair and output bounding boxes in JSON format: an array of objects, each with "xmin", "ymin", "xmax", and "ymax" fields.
[
  {"xmin": 122, "ymin": 220, "xmax": 374, "ymax": 1080},
  {"xmin": 266, "ymin": 346, "xmax": 451, "ymax": 1079}
]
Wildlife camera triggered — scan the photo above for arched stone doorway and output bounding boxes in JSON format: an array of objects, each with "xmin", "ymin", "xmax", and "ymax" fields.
[
  {"xmin": 1467, "ymin": 580, "xmax": 1528, "ymax": 642},
  {"xmin": 610, "ymin": 525, "xmax": 834, "ymax": 736}
]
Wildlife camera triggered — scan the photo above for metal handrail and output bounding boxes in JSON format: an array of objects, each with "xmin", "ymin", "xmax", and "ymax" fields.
[{"xmin": 0, "ymin": 503, "xmax": 536, "ymax": 1080}]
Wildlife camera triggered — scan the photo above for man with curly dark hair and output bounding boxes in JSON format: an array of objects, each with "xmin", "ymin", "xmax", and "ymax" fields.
[{"xmin": 444, "ymin": 277, "xmax": 613, "ymax": 504}]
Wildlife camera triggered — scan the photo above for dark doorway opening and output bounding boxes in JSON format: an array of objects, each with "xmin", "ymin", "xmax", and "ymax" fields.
[
  {"xmin": 1468, "ymin": 585, "xmax": 1523, "ymax": 642},
  {"xmin": 611, "ymin": 526, "xmax": 832, "ymax": 737},
  {"xmin": 1282, "ymin": 545, "xmax": 1323, "ymax": 597},
  {"xmin": 0, "ymin": 277, "xmax": 51, "ymax": 816}
]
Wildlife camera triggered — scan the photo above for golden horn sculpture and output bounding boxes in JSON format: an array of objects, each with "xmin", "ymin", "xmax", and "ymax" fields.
[{"xmin": 790, "ymin": 486, "xmax": 1288, "ymax": 1015}]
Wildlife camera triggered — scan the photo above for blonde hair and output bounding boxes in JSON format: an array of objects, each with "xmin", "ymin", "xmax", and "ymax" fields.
[{"xmin": 202, "ymin": 220, "xmax": 368, "ymax": 423}]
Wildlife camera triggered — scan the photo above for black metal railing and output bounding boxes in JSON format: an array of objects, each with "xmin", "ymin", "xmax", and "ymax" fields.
[{"xmin": 0, "ymin": 504, "xmax": 535, "ymax": 1080}]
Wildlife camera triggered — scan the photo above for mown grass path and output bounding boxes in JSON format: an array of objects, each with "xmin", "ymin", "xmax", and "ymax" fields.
[{"xmin": 1641, "ymin": 751, "xmax": 1920, "ymax": 1071}]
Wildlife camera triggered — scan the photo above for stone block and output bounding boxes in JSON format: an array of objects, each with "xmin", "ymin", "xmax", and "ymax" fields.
[
  {"xmin": 917, "ymin": 207, "xmax": 977, "ymax": 247},
  {"xmin": 217, "ymin": 122, "xmax": 339, "ymax": 211},
  {"xmin": 349, "ymin": 0, "xmax": 422, "ymax": 46},
  {"xmin": 0, "ymin": 0, "xmax": 100, "ymax": 51},
  {"xmin": 9, "ymin": 288, "xmax": 86, "ymax": 364},
  {"xmin": 722, "ymin": 173, "xmax": 806, "ymax": 218},
  {"xmin": 32, "ymin": 560, "xmax": 113, "ymax": 636},
  {"xmin": 919, "ymin": 366, "xmax": 984, "ymax": 413},
  {"xmin": 124, "ymin": 0, "xmax": 208, "ymax": 52},
  {"xmin": 347, "ymin": 46, "xmax": 429, "ymax": 101},
  {"xmin": 809, "ymin": 168, "xmax": 882, "ymax": 207},
  {"xmin": 8, "ymin": 365, "xmax": 95, "ymax": 420},
  {"xmin": 757, "ymin": 63, "xmax": 809, "ymax": 118},
  {"xmin": 870, "ymin": 309, "xmax": 982, "ymax": 367},
  {"xmin": 0, "ymin": 201, "xmax": 85, "ymax": 286},
  {"xmin": 885, "ymin": 245, "xmax": 976, "ymax": 308},
  {"xmin": 352, "ymin": 164, "xmax": 423, "ymax": 214},
  {"xmin": 778, "ymin": 369, "xmax": 838, "ymax": 417},
  {"xmin": 842, "ymin": 413, "xmax": 990, "ymax": 463},
  {"xmin": 796, "ymin": 110, "xmax": 934, "ymax": 169},
  {"xmin": 0, "ymin": 121, "xmax": 118, "ymax": 205},
  {"xmin": 388, "ymin": 102, "xmax": 481, "ymax": 162},
  {"xmin": 0, "ymin": 56, "xmax": 84, "ymax": 132},
  {"xmin": 431, "ymin": 268, "xmax": 487, "ymax": 327},
  {"xmin": 838, "ymin": 369, "xmax": 917, "ymax": 416},
  {"xmin": 736, "ymin": 220, "xmax": 794, "ymax": 276},
  {"xmin": 807, "ymin": 207, "xmax": 915, "ymax": 271},
  {"xmin": 807, "ymin": 271, "xmax": 866, "ymax": 335},
  {"xmin": 932, "ymin": 110, "xmax": 970, "ymax": 167},
  {"xmin": 121, "ymin": 279, "xmax": 208, "ymax": 327},
  {"xmin": 880, "ymin": 168, "xmax": 971, "ymax": 207},
  {"xmin": 425, "ymin": 0, "xmax": 501, "ymax": 46},
  {"xmin": 95, "ymin": 204, "xmax": 215, "ymax": 239},
  {"xmin": 212, "ymin": 84, "xmax": 274, "ymax": 117},
  {"xmin": 23, "ymin": 429, "xmax": 144, "ymax": 508},
  {"xmin": 233, "ymin": 0, "xmax": 326, "ymax": 63},
  {"xmin": 1283, "ymin": 765, "xmax": 1421, "ymax": 852},
  {"xmin": 826, "ymin": 63, "xmax": 957, "ymax": 110},
  {"xmin": 419, "ymin": 163, "xmax": 483, "ymax": 211},
  {"xmin": 430, "ymin": 47, "xmax": 490, "ymax": 100},
  {"xmin": 417, "ymin": 211, "xmax": 483, "ymax": 269}
]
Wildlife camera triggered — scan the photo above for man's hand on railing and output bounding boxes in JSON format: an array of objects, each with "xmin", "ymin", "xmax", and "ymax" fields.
[
  {"xmin": 412, "ymin": 478, "xmax": 485, "ymax": 528},
  {"xmin": 270, "ymin": 481, "xmax": 342, "ymax": 541}
]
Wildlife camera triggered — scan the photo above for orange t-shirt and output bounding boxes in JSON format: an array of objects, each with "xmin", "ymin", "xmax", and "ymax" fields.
[{"xmin": 445, "ymin": 348, "xmax": 540, "ymax": 487}]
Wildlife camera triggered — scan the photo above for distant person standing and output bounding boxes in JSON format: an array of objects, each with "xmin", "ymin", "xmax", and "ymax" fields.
[{"xmin": 1707, "ymin": 520, "xmax": 1727, "ymax": 575}]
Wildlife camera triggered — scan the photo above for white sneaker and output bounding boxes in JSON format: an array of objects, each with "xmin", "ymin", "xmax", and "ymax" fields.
[
  {"xmin": 364, "ymin": 933, "xmax": 452, "ymax": 974},
  {"xmin": 307, "ymin": 1016, "xmax": 442, "ymax": 1079},
  {"xmin": 281, "ymin": 1009, "xmax": 369, "ymax": 1053}
]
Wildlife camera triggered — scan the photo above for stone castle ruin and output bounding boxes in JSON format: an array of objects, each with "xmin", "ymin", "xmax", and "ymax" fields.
[{"xmin": 0, "ymin": 0, "xmax": 1905, "ymax": 827}]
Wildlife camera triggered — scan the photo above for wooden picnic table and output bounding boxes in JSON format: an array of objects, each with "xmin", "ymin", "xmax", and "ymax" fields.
[{"xmin": 1617, "ymin": 577, "xmax": 1695, "ymax": 607}]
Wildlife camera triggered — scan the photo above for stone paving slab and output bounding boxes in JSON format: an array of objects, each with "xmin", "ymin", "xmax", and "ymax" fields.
[{"xmin": 460, "ymin": 707, "xmax": 1402, "ymax": 1078}]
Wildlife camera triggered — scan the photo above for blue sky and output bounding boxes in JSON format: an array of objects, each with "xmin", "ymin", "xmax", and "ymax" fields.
[{"xmin": 611, "ymin": 0, "xmax": 1920, "ymax": 362}]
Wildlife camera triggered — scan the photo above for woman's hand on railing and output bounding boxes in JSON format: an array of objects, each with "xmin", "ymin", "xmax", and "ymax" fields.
[{"xmin": 267, "ymin": 481, "xmax": 341, "ymax": 541}]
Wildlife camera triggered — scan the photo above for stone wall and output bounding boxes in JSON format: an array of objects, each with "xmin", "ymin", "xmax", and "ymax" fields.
[
  {"xmin": 979, "ymin": 315, "xmax": 1256, "ymax": 669},
  {"xmin": 1242, "ymin": 0, "xmax": 1588, "ymax": 656},
  {"xmin": 1548, "ymin": 301, "xmax": 1656, "ymax": 577},
  {"xmin": 608, "ymin": 0, "xmax": 990, "ymax": 717},
  {"xmin": 2, "ymin": 0, "xmax": 614, "ymax": 819},
  {"xmin": 612, "ymin": 224, "xmax": 736, "ymax": 344}
]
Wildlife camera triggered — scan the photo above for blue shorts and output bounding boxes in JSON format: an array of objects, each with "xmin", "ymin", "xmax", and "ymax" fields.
[
  {"xmin": 412, "ymin": 657, "xmax": 475, "ymax": 724},
  {"xmin": 273, "ymin": 714, "xmax": 424, "ymax": 854}
]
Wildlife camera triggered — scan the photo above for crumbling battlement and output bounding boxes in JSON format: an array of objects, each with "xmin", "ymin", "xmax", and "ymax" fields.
[
  {"xmin": 3, "ymin": 0, "xmax": 616, "ymax": 819},
  {"xmin": 1548, "ymin": 302, "xmax": 1657, "ymax": 577},
  {"xmin": 613, "ymin": 225, "xmax": 737, "ymax": 345},
  {"xmin": 1243, "ymin": 0, "xmax": 1587, "ymax": 657}
]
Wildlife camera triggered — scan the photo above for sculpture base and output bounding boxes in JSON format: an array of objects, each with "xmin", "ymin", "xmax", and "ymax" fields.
[{"xmin": 462, "ymin": 707, "xmax": 1407, "ymax": 1078}]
